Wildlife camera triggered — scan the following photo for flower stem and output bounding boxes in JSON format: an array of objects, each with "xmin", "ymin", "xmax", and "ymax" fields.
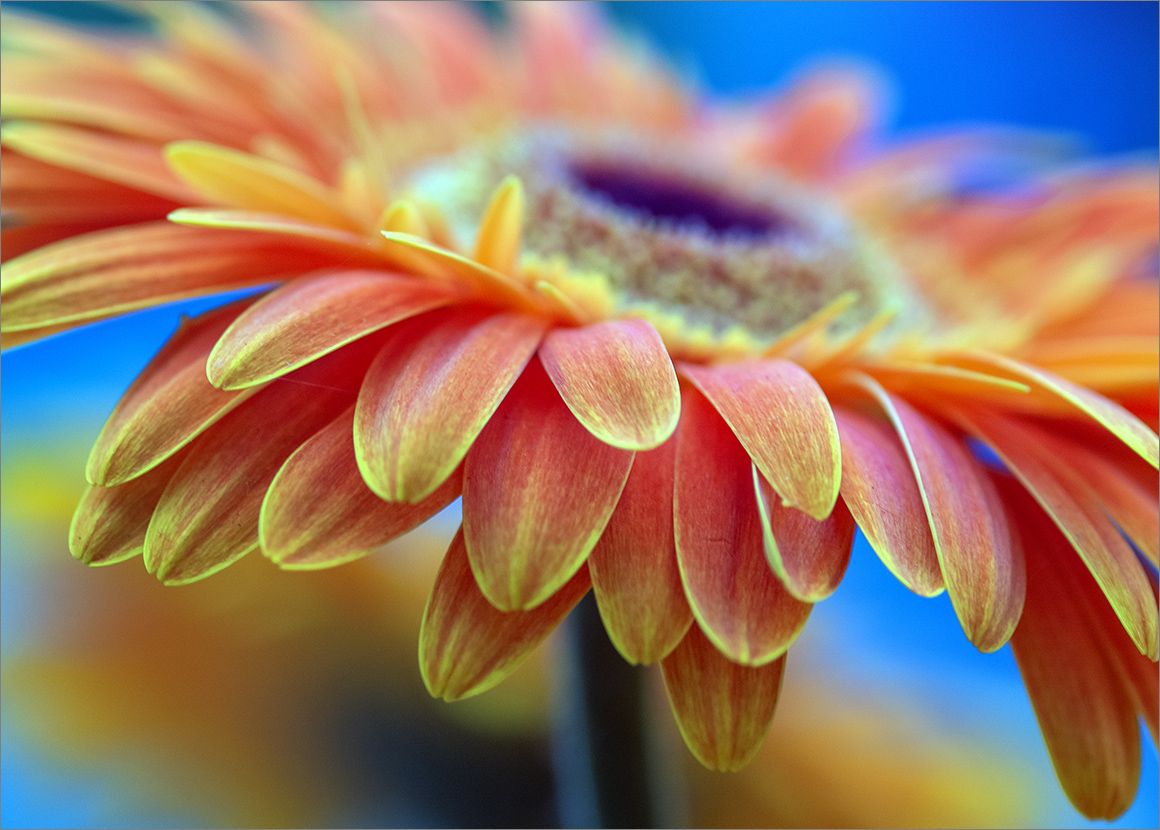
[{"xmin": 551, "ymin": 593, "xmax": 681, "ymax": 829}]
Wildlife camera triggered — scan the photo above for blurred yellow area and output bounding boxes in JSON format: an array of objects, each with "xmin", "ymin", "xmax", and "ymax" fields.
[{"xmin": 2, "ymin": 432, "xmax": 1047, "ymax": 828}]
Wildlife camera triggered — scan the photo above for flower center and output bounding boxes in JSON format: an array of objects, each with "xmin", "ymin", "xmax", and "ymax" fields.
[{"xmin": 406, "ymin": 133, "xmax": 917, "ymax": 353}]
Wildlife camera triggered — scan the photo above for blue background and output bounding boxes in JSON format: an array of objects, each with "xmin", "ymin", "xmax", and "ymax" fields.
[{"xmin": 2, "ymin": 2, "xmax": 1157, "ymax": 828}]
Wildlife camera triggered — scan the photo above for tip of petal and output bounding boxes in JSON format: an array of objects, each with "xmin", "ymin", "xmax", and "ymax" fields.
[{"xmin": 474, "ymin": 175, "xmax": 525, "ymax": 276}]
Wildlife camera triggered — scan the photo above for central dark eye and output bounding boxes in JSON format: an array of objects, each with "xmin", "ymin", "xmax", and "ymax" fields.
[{"xmin": 567, "ymin": 162, "xmax": 788, "ymax": 237}]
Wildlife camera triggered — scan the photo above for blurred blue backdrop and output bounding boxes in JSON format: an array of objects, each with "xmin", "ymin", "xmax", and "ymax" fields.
[{"xmin": 2, "ymin": 2, "xmax": 1157, "ymax": 828}]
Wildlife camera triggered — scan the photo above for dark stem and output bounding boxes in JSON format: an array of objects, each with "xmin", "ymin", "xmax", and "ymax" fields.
[{"xmin": 551, "ymin": 593, "xmax": 663, "ymax": 829}]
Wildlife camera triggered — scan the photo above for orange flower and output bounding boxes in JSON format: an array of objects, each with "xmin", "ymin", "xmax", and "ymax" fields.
[{"xmin": 1, "ymin": 2, "xmax": 1156, "ymax": 819}]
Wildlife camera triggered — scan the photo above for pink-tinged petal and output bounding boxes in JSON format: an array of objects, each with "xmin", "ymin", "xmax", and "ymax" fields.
[
  {"xmin": 675, "ymin": 385, "xmax": 813, "ymax": 665},
  {"xmin": 462, "ymin": 357, "xmax": 634, "ymax": 611},
  {"xmin": 998, "ymin": 475, "xmax": 1144, "ymax": 820},
  {"xmin": 588, "ymin": 436, "xmax": 694, "ymax": 665},
  {"xmin": 752, "ymin": 67, "xmax": 881, "ymax": 181},
  {"xmin": 260, "ymin": 407, "xmax": 461, "ymax": 569},
  {"xmin": 853, "ymin": 374, "xmax": 1025, "ymax": 652},
  {"xmin": 954, "ymin": 409, "xmax": 1158, "ymax": 660},
  {"xmin": 1, "ymin": 221, "xmax": 372, "ymax": 334},
  {"xmin": 165, "ymin": 141, "xmax": 360, "ymax": 232},
  {"xmin": 207, "ymin": 271, "xmax": 455, "ymax": 389},
  {"xmin": 420, "ymin": 528, "xmax": 590, "ymax": 701},
  {"xmin": 833, "ymin": 406, "xmax": 944, "ymax": 597},
  {"xmin": 681, "ymin": 360, "xmax": 840, "ymax": 520},
  {"xmin": 660, "ymin": 622, "xmax": 786, "ymax": 772},
  {"xmin": 754, "ymin": 468, "xmax": 855, "ymax": 602},
  {"xmin": 87, "ymin": 298, "xmax": 260, "ymax": 486},
  {"xmin": 355, "ymin": 309, "xmax": 546, "ymax": 503},
  {"xmin": 144, "ymin": 343, "xmax": 379, "ymax": 585},
  {"xmin": 0, "ymin": 121, "xmax": 198, "ymax": 202},
  {"xmin": 70, "ymin": 448, "xmax": 189, "ymax": 566},
  {"xmin": 540, "ymin": 319, "xmax": 680, "ymax": 451},
  {"xmin": 944, "ymin": 351, "xmax": 1159, "ymax": 470}
]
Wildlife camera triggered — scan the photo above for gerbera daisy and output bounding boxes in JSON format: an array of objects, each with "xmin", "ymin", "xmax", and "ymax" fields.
[{"xmin": 2, "ymin": 1, "xmax": 1156, "ymax": 821}]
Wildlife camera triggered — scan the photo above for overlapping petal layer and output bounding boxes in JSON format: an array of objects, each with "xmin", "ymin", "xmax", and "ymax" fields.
[
  {"xmin": 165, "ymin": 141, "xmax": 360, "ymax": 231},
  {"xmin": 0, "ymin": 221, "xmax": 375, "ymax": 334},
  {"xmin": 421, "ymin": 529, "xmax": 591, "ymax": 701},
  {"xmin": 675, "ymin": 386, "xmax": 813, "ymax": 665},
  {"xmin": 755, "ymin": 470, "xmax": 856, "ymax": 602},
  {"xmin": 70, "ymin": 448, "xmax": 190, "ymax": 566},
  {"xmin": 1, "ymin": 121, "xmax": 198, "ymax": 202},
  {"xmin": 832, "ymin": 406, "xmax": 944, "ymax": 596},
  {"xmin": 540, "ymin": 318, "xmax": 681, "ymax": 451},
  {"xmin": 207, "ymin": 270, "xmax": 456, "ymax": 389},
  {"xmin": 1000, "ymin": 476, "xmax": 1150, "ymax": 820},
  {"xmin": 87, "ymin": 299, "xmax": 259, "ymax": 486},
  {"xmin": 261, "ymin": 407, "xmax": 462, "ymax": 569},
  {"xmin": 682, "ymin": 360, "xmax": 841, "ymax": 521},
  {"xmin": 144, "ymin": 342, "xmax": 380, "ymax": 584},
  {"xmin": 588, "ymin": 436, "xmax": 693, "ymax": 665},
  {"xmin": 660, "ymin": 622, "xmax": 787, "ymax": 772},
  {"xmin": 355, "ymin": 309, "xmax": 546, "ymax": 503},
  {"xmin": 945, "ymin": 352, "xmax": 1160, "ymax": 470},
  {"xmin": 853, "ymin": 374, "xmax": 1025, "ymax": 652},
  {"xmin": 462, "ymin": 358, "xmax": 634, "ymax": 611},
  {"xmin": 955, "ymin": 409, "xmax": 1158, "ymax": 660}
]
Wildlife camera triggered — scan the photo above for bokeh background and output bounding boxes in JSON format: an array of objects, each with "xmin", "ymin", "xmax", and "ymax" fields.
[{"xmin": 2, "ymin": 2, "xmax": 1157, "ymax": 828}]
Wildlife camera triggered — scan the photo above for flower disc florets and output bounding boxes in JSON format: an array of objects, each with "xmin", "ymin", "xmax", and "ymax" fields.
[{"xmin": 407, "ymin": 133, "xmax": 922, "ymax": 355}]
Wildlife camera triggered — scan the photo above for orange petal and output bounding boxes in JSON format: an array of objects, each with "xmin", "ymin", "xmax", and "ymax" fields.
[
  {"xmin": 660, "ymin": 622, "xmax": 786, "ymax": 772},
  {"xmin": 944, "ymin": 351, "xmax": 1159, "ymax": 470},
  {"xmin": 754, "ymin": 469, "xmax": 855, "ymax": 602},
  {"xmin": 379, "ymin": 232, "xmax": 534, "ymax": 310},
  {"xmin": 854, "ymin": 375, "xmax": 1025, "ymax": 652},
  {"xmin": 144, "ymin": 344, "xmax": 377, "ymax": 584},
  {"xmin": 954, "ymin": 409, "xmax": 1158, "ymax": 660},
  {"xmin": 539, "ymin": 318, "xmax": 680, "ymax": 451},
  {"xmin": 462, "ymin": 357, "xmax": 634, "ymax": 611},
  {"xmin": 168, "ymin": 207, "xmax": 378, "ymax": 250},
  {"xmin": 206, "ymin": 270, "xmax": 455, "ymax": 389},
  {"xmin": 863, "ymin": 362, "xmax": 1030, "ymax": 399},
  {"xmin": 1032, "ymin": 420, "xmax": 1159, "ymax": 569},
  {"xmin": 588, "ymin": 436, "xmax": 693, "ymax": 665},
  {"xmin": 1063, "ymin": 441, "xmax": 1159, "ymax": 567},
  {"xmin": 70, "ymin": 448, "xmax": 189, "ymax": 565},
  {"xmin": 165, "ymin": 141, "xmax": 361, "ymax": 232},
  {"xmin": 86, "ymin": 298, "xmax": 261, "ymax": 486},
  {"xmin": 260, "ymin": 407, "xmax": 461, "ymax": 569},
  {"xmin": 681, "ymin": 360, "xmax": 840, "ymax": 520},
  {"xmin": 675, "ymin": 385, "xmax": 813, "ymax": 665},
  {"xmin": 832, "ymin": 406, "xmax": 944, "ymax": 597},
  {"xmin": 1, "ymin": 221, "xmax": 362, "ymax": 333},
  {"xmin": 2, "ymin": 148, "xmax": 179, "ymax": 225},
  {"xmin": 1, "ymin": 121, "xmax": 197, "ymax": 202},
  {"xmin": 1, "ymin": 221, "xmax": 137, "ymax": 266},
  {"xmin": 473, "ymin": 175, "xmax": 525, "ymax": 276},
  {"xmin": 999, "ymin": 475, "xmax": 1144, "ymax": 820},
  {"xmin": 420, "ymin": 528, "xmax": 591, "ymax": 701},
  {"xmin": 355, "ymin": 309, "xmax": 546, "ymax": 503}
]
